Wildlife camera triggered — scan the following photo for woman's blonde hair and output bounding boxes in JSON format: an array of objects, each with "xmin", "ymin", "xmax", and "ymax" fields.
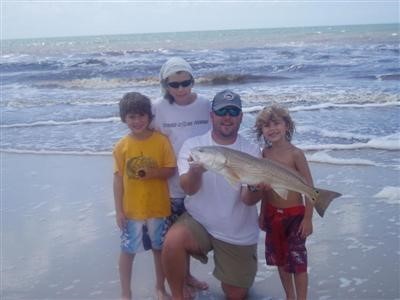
[{"xmin": 255, "ymin": 104, "xmax": 295, "ymax": 144}]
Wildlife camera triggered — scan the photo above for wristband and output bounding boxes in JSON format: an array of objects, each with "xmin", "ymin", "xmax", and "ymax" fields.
[{"xmin": 247, "ymin": 185, "xmax": 259, "ymax": 192}]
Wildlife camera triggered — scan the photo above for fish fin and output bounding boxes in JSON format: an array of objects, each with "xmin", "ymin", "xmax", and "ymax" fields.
[
  {"xmin": 271, "ymin": 186, "xmax": 289, "ymax": 200},
  {"xmin": 313, "ymin": 188, "xmax": 342, "ymax": 217}
]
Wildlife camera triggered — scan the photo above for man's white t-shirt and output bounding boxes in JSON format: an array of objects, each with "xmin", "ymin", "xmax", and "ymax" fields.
[
  {"xmin": 178, "ymin": 131, "xmax": 261, "ymax": 245},
  {"xmin": 152, "ymin": 95, "xmax": 211, "ymax": 198}
]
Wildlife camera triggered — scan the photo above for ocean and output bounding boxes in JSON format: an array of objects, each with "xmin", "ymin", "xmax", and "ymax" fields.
[
  {"xmin": 2, "ymin": 23, "xmax": 400, "ymax": 299},
  {"xmin": 0, "ymin": 24, "xmax": 400, "ymax": 169},
  {"xmin": 1, "ymin": 23, "xmax": 399, "ymax": 167}
]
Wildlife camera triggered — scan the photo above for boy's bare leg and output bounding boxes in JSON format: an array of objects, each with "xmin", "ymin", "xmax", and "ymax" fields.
[
  {"xmin": 294, "ymin": 272, "xmax": 308, "ymax": 300},
  {"xmin": 119, "ymin": 252, "xmax": 135, "ymax": 300},
  {"xmin": 152, "ymin": 249, "xmax": 172, "ymax": 300},
  {"xmin": 277, "ymin": 266, "xmax": 296, "ymax": 300}
]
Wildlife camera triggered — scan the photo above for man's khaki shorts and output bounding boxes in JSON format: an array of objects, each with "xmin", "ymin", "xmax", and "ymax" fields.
[{"xmin": 175, "ymin": 212, "xmax": 258, "ymax": 288}]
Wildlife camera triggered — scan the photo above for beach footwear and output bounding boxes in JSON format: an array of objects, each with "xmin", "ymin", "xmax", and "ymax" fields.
[
  {"xmin": 183, "ymin": 284, "xmax": 196, "ymax": 299},
  {"xmin": 186, "ymin": 276, "xmax": 209, "ymax": 290},
  {"xmin": 155, "ymin": 289, "xmax": 172, "ymax": 300}
]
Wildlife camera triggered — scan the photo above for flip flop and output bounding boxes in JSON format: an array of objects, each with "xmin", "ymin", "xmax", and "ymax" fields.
[
  {"xmin": 183, "ymin": 284, "xmax": 196, "ymax": 299},
  {"xmin": 155, "ymin": 289, "xmax": 172, "ymax": 300},
  {"xmin": 186, "ymin": 276, "xmax": 209, "ymax": 290}
]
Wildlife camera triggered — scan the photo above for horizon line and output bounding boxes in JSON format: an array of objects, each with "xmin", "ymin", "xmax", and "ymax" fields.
[{"xmin": 2, "ymin": 22, "xmax": 398, "ymax": 41}]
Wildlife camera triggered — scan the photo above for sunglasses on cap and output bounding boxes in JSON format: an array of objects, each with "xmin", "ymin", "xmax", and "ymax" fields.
[
  {"xmin": 167, "ymin": 79, "xmax": 193, "ymax": 89},
  {"xmin": 214, "ymin": 106, "xmax": 241, "ymax": 117}
]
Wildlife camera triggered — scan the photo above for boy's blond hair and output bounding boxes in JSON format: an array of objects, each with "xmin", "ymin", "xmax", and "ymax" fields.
[{"xmin": 255, "ymin": 104, "xmax": 295, "ymax": 143}]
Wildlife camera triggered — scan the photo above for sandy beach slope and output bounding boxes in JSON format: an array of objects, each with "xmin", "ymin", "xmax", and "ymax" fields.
[{"xmin": 2, "ymin": 153, "xmax": 399, "ymax": 299}]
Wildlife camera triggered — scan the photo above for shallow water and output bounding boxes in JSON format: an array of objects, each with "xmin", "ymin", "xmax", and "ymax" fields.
[{"xmin": 2, "ymin": 154, "xmax": 399, "ymax": 299}]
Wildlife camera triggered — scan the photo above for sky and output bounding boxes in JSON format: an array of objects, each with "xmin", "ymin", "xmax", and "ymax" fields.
[{"xmin": 1, "ymin": 0, "xmax": 399, "ymax": 40}]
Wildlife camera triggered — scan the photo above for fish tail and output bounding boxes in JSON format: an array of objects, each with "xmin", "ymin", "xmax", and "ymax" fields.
[{"xmin": 312, "ymin": 188, "xmax": 342, "ymax": 217}]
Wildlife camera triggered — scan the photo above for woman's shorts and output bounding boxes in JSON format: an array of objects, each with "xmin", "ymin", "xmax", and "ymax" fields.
[{"xmin": 162, "ymin": 198, "xmax": 186, "ymax": 241}]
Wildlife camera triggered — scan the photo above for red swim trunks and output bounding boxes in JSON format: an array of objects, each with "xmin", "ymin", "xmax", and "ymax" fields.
[{"xmin": 262, "ymin": 203, "xmax": 307, "ymax": 273}]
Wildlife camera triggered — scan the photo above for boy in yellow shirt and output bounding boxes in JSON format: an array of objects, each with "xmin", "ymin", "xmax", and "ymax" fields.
[{"xmin": 113, "ymin": 92, "xmax": 176, "ymax": 300}]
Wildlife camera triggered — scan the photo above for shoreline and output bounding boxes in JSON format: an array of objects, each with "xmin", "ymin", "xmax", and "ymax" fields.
[{"xmin": 2, "ymin": 153, "xmax": 399, "ymax": 299}]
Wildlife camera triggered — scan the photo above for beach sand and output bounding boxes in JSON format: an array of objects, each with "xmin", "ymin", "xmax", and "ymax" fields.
[{"xmin": 2, "ymin": 153, "xmax": 399, "ymax": 299}]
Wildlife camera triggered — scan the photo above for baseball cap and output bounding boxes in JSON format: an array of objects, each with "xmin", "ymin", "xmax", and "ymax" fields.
[{"xmin": 212, "ymin": 89, "xmax": 242, "ymax": 111}]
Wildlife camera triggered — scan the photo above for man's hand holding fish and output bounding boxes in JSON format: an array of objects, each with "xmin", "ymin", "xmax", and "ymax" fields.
[{"xmin": 241, "ymin": 183, "xmax": 272, "ymax": 205}]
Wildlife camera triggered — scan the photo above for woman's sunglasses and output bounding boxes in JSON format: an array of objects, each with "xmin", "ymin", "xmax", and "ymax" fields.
[
  {"xmin": 214, "ymin": 107, "xmax": 241, "ymax": 117},
  {"xmin": 167, "ymin": 79, "xmax": 193, "ymax": 89}
]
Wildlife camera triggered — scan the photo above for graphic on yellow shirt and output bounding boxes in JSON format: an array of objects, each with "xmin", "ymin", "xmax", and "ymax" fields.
[{"xmin": 126, "ymin": 153, "xmax": 157, "ymax": 179}]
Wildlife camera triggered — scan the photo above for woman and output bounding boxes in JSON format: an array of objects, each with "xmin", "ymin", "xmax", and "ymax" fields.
[{"xmin": 152, "ymin": 57, "xmax": 211, "ymax": 297}]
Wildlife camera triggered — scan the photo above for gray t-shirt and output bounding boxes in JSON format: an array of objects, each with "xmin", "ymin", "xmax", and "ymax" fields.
[{"xmin": 152, "ymin": 95, "xmax": 211, "ymax": 198}]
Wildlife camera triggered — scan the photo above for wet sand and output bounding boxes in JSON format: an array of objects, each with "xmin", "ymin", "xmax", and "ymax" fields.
[{"xmin": 2, "ymin": 153, "xmax": 399, "ymax": 299}]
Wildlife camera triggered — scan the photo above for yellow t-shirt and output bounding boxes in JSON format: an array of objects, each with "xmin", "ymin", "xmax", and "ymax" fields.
[{"xmin": 113, "ymin": 131, "xmax": 176, "ymax": 220}]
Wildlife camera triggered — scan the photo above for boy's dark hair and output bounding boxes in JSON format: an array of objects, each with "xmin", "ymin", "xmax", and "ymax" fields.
[{"xmin": 119, "ymin": 92, "xmax": 154, "ymax": 122}]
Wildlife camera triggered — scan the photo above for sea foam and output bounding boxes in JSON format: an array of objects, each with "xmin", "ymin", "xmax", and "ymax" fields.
[
  {"xmin": 374, "ymin": 186, "xmax": 400, "ymax": 204},
  {"xmin": 306, "ymin": 151, "xmax": 377, "ymax": 166}
]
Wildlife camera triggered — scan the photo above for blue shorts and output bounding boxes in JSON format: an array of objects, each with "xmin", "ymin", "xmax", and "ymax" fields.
[{"xmin": 121, "ymin": 218, "xmax": 165, "ymax": 254}]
